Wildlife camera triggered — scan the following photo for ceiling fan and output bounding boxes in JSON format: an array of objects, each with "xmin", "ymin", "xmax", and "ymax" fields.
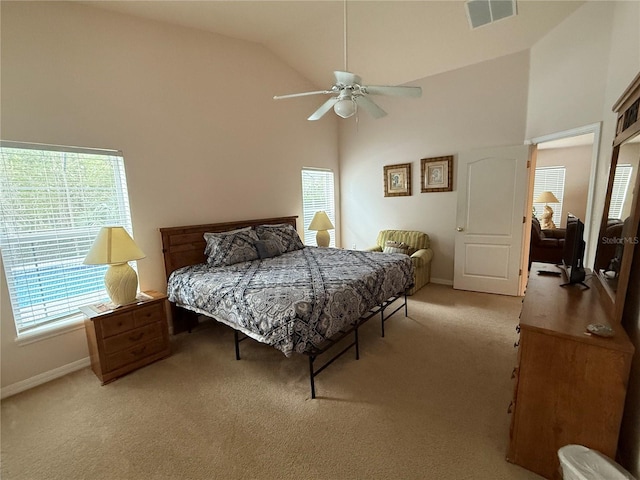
[{"xmin": 273, "ymin": 2, "xmax": 422, "ymax": 121}]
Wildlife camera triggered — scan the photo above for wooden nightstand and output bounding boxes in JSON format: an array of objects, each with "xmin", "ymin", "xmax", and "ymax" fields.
[{"xmin": 82, "ymin": 290, "xmax": 171, "ymax": 385}]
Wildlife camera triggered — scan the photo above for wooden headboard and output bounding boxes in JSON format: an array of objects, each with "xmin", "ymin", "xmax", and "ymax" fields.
[{"xmin": 159, "ymin": 216, "xmax": 298, "ymax": 280}]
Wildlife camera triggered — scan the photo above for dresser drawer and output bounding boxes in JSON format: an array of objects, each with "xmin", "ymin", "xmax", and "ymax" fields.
[
  {"xmin": 105, "ymin": 337, "xmax": 166, "ymax": 372},
  {"xmin": 102, "ymin": 322, "xmax": 163, "ymax": 354},
  {"xmin": 100, "ymin": 312, "xmax": 135, "ymax": 338},
  {"xmin": 134, "ymin": 302, "xmax": 164, "ymax": 327}
]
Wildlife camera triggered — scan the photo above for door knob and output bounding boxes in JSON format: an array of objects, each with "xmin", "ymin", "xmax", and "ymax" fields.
[{"xmin": 456, "ymin": 226, "xmax": 464, "ymax": 232}]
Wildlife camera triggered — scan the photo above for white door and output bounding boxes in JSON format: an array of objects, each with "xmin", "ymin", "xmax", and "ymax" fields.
[{"xmin": 453, "ymin": 145, "xmax": 531, "ymax": 295}]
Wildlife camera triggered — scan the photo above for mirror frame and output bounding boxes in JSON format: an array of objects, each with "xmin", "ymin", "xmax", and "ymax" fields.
[{"xmin": 595, "ymin": 71, "xmax": 640, "ymax": 324}]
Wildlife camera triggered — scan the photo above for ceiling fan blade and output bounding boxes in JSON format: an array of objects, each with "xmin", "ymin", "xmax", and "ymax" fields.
[
  {"xmin": 334, "ymin": 71, "xmax": 362, "ymax": 86},
  {"xmin": 362, "ymin": 85, "xmax": 422, "ymax": 97},
  {"xmin": 354, "ymin": 96, "xmax": 387, "ymax": 119},
  {"xmin": 273, "ymin": 90, "xmax": 332, "ymax": 100},
  {"xmin": 308, "ymin": 97, "xmax": 339, "ymax": 121}
]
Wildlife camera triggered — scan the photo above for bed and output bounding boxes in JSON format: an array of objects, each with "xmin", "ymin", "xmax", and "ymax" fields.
[{"xmin": 160, "ymin": 216, "xmax": 414, "ymax": 398}]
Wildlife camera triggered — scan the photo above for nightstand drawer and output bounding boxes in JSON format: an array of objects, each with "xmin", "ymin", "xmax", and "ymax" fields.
[
  {"xmin": 105, "ymin": 337, "xmax": 166, "ymax": 372},
  {"xmin": 134, "ymin": 302, "xmax": 164, "ymax": 327},
  {"xmin": 83, "ymin": 291, "xmax": 170, "ymax": 384},
  {"xmin": 101, "ymin": 312, "xmax": 135, "ymax": 338},
  {"xmin": 102, "ymin": 322, "xmax": 163, "ymax": 354}
]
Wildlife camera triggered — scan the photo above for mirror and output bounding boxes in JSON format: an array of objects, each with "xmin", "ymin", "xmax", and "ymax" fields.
[
  {"xmin": 594, "ymin": 135, "xmax": 640, "ymax": 292},
  {"xmin": 594, "ymin": 72, "xmax": 640, "ymax": 323}
]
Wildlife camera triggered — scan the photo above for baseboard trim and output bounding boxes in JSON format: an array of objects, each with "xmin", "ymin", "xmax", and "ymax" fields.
[
  {"xmin": 431, "ymin": 278, "xmax": 453, "ymax": 286},
  {"xmin": 1, "ymin": 357, "xmax": 91, "ymax": 399}
]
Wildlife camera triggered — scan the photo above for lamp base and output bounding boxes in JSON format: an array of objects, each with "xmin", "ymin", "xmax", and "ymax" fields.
[
  {"xmin": 540, "ymin": 205, "xmax": 556, "ymax": 230},
  {"xmin": 104, "ymin": 262, "xmax": 139, "ymax": 306},
  {"xmin": 316, "ymin": 230, "xmax": 330, "ymax": 248}
]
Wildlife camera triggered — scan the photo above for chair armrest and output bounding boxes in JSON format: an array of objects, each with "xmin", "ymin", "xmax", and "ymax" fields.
[
  {"xmin": 364, "ymin": 245, "xmax": 382, "ymax": 252},
  {"xmin": 542, "ymin": 228, "xmax": 566, "ymax": 239},
  {"xmin": 411, "ymin": 248, "xmax": 433, "ymax": 267}
]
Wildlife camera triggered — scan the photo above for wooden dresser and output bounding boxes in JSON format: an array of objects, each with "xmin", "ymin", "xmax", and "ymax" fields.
[
  {"xmin": 83, "ymin": 290, "xmax": 171, "ymax": 384},
  {"xmin": 507, "ymin": 263, "xmax": 634, "ymax": 479}
]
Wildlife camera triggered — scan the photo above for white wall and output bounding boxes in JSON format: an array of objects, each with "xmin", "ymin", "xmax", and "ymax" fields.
[
  {"xmin": 526, "ymin": 1, "xmax": 640, "ymax": 476},
  {"xmin": 0, "ymin": 2, "xmax": 338, "ymax": 390},
  {"xmin": 339, "ymin": 51, "xmax": 530, "ymax": 283}
]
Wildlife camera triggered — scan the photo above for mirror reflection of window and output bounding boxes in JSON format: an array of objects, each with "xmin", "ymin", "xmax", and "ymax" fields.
[{"xmin": 608, "ymin": 164, "xmax": 632, "ymax": 219}]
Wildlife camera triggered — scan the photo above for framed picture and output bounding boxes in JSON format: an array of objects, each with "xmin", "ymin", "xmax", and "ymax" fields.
[
  {"xmin": 384, "ymin": 163, "xmax": 412, "ymax": 197},
  {"xmin": 421, "ymin": 155, "xmax": 453, "ymax": 192}
]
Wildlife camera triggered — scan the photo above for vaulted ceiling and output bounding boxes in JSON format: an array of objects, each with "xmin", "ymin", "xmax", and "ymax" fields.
[{"xmin": 85, "ymin": 1, "xmax": 584, "ymax": 88}]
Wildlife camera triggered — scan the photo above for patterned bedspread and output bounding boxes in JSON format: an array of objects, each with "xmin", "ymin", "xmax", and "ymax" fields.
[{"xmin": 167, "ymin": 247, "xmax": 414, "ymax": 356}]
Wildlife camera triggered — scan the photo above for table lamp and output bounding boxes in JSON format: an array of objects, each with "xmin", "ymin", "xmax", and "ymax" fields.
[
  {"xmin": 534, "ymin": 191, "xmax": 560, "ymax": 229},
  {"xmin": 308, "ymin": 211, "xmax": 334, "ymax": 247},
  {"xmin": 84, "ymin": 226, "xmax": 146, "ymax": 306}
]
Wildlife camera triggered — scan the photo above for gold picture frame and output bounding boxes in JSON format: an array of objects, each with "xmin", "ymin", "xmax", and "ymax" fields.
[
  {"xmin": 384, "ymin": 163, "xmax": 412, "ymax": 197},
  {"xmin": 421, "ymin": 155, "xmax": 453, "ymax": 192}
]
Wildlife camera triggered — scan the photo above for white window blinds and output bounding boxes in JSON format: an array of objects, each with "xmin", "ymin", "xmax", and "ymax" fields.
[
  {"xmin": 0, "ymin": 141, "xmax": 134, "ymax": 333},
  {"xmin": 608, "ymin": 164, "xmax": 633, "ymax": 220},
  {"xmin": 533, "ymin": 167, "xmax": 566, "ymax": 227},
  {"xmin": 301, "ymin": 168, "xmax": 335, "ymax": 247}
]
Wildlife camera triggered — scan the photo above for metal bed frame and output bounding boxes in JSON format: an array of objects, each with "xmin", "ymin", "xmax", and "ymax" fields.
[
  {"xmin": 233, "ymin": 293, "xmax": 408, "ymax": 399},
  {"xmin": 160, "ymin": 215, "xmax": 412, "ymax": 399}
]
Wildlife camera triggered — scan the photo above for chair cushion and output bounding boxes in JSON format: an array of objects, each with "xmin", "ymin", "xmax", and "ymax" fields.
[
  {"xmin": 383, "ymin": 240, "xmax": 410, "ymax": 255},
  {"xmin": 376, "ymin": 230, "xmax": 429, "ymax": 251}
]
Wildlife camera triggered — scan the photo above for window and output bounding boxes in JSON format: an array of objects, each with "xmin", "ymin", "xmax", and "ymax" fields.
[
  {"xmin": 0, "ymin": 141, "xmax": 134, "ymax": 334},
  {"xmin": 608, "ymin": 164, "xmax": 633, "ymax": 219},
  {"xmin": 301, "ymin": 168, "xmax": 335, "ymax": 247},
  {"xmin": 533, "ymin": 166, "xmax": 566, "ymax": 227}
]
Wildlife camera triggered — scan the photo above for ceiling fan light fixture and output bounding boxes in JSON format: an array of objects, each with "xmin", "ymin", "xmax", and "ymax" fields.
[{"xmin": 333, "ymin": 98, "xmax": 356, "ymax": 118}]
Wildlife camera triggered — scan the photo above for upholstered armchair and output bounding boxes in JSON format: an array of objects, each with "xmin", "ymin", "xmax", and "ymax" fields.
[
  {"xmin": 365, "ymin": 230, "xmax": 433, "ymax": 295},
  {"xmin": 529, "ymin": 217, "xmax": 565, "ymax": 268}
]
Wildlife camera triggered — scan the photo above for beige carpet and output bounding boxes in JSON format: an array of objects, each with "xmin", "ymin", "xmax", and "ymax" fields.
[{"xmin": 1, "ymin": 284, "xmax": 543, "ymax": 479}]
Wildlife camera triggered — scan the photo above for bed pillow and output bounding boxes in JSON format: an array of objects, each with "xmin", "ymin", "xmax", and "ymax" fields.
[
  {"xmin": 255, "ymin": 224, "xmax": 305, "ymax": 254},
  {"xmin": 383, "ymin": 240, "xmax": 410, "ymax": 255},
  {"xmin": 254, "ymin": 239, "xmax": 282, "ymax": 259},
  {"xmin": 203, "ymin": 227, "xmax": 260, "ymax": 267}
]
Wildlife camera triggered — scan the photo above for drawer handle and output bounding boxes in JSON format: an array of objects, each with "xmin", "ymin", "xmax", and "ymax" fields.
[
  {"xmin": 131, "ymin": 345, "xmax": 147, "ymax": 356},
  {"xmin": 130, "ymin": 332, "xmax": 144, "ymax": 342},
  {"xmin": 514, "ymin": 341, "xmax": 519, "ymax": 348}
]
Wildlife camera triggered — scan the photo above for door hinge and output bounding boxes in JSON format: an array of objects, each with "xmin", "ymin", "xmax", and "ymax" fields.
[
  {"xmin": 527, "ymin": 160, "xmax": 531, "ymax": 168},
  {"xmin": 519, "ymin": 268, "xmax": 522, "ymax": 276},
  {"xmin": 523, "ymin": 216, "xmax": 526, "ymax": 224}
]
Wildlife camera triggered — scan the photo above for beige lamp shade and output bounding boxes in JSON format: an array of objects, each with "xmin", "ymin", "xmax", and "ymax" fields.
[
  {"xmin": 84, "ymin": 227, "xmax": 146, "ymax": 306},
  {"xmin": 84, "ymin": 226, "xmax": 145, "ymax": 265},
  {"xmin": 534, "ymin": 191, "xmax": 560, "ymax": 204},
  {"xmin": 308, "ymin": 211, "xmax": 334, "ymax": 248}
]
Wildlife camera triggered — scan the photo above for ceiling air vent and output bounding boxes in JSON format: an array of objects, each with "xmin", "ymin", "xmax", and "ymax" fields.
[{"xmin": 465, "ymin": 0, "xmax": 517, "ymax": 29}]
